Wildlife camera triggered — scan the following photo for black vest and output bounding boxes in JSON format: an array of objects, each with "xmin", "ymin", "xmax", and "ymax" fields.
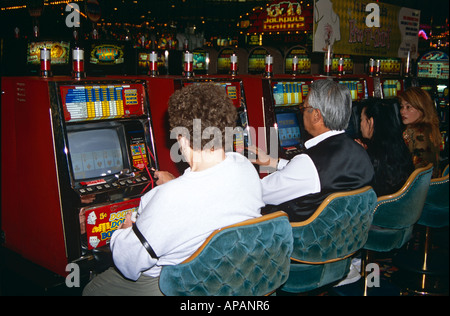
[{"xmin": 263, "ymin": 133, "xmax": 374, "ymax": 222}]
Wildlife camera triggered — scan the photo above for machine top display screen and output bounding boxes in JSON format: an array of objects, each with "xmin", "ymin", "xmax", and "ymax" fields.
[
  {"xmin": 59, "ymin": 83, "xmax": 146, "ymax": 122},
  {"xmin": 336, "ymin": 80, "xmax": 367, "ymax": 101}
]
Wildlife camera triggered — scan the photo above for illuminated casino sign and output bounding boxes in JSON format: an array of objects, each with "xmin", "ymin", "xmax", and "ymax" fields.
[
  {"xmin": 263, "ymin": 1, "xmax": 308, "ymax": 32},
  {"xmin": 243, "ymin": 0, "xmax": 313, "ymax": 34},
  {"xmin": 90, "ymin": 44, "xmax": 125, "ymax": 65}
]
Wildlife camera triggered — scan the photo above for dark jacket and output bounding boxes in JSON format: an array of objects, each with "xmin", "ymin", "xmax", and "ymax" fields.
[{"xmin": 264, "ymin": 133, "xmax": 375, "ymax": 222}]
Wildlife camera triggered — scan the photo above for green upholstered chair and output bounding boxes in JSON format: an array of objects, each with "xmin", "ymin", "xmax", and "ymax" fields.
[
  {"xmin": 279, "ymin": 186, "xmax": 377, "ymax": 294},
  {"xmin": 443, "ymin": 164, "xmax": 449, "ymax": 177},
  {"xmin": 361, "ymin": 164, "xmax": 433, "ymax": 295},
  {"xmin": 419, "ymin": 164, "xmax": 449, "ymax": 228},
  {"xmin": 363, "ymin": 164, "xmax": 433, "ymax": 253},
  {"xmin": 158, "ymin": 211, "xmax": 293, "ymax": 296},
  {"xmin": 393, "ymin": 164, "xmax": 449, "ymax": 294}
]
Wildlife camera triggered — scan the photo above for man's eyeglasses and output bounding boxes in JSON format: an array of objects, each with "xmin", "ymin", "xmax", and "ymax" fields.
[{"xmin": 299, "ymin": 105, "xmax": 315, "ymax": 113}]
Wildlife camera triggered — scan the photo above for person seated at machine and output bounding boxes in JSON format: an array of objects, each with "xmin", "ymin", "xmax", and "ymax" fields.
[
  {"xmin": 83, "ymin": 83, "xmax": 264, "ymax": 296},
  {"xmin": 355, "ymin": 98, "xmax": 415, "ymax": 196},
  {"xmin": 249, "ymin": 79, "xmax": 374, "ymax": 222},
  {"xmin": 399, "ymin": 87, "xmax": 442, "ymax": 178}
]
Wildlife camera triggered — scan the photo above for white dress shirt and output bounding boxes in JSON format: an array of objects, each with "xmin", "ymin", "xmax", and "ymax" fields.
[{"xmin": 261, "ymin": 130, "xmax": 345, "ymax": 205}]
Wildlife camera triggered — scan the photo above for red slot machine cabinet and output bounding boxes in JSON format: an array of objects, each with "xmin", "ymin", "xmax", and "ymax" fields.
[
  {"xmin": 144, "ymin": 75, "xmax": 267, "ymax": 177},
  {"xmin": 1, "ymin": 77, "xmax": 158, "ymax": 279},
  {"xmin": 260, "ymin": 74, "xmax": 319, "ymax": 161},
  {"xmin": 144, "ymin": 76, "xmax": 180, "ymax": 176},
  {"xmin": 180, "ymin": 76, "xmax": 254, "ymax": 149}
]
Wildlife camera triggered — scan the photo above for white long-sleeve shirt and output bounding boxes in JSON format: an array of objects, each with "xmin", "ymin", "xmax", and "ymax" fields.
[
  {"xmin": 261, "ymin": 130, "xmax": 344, "ymax": 205},
  {"xmin": 110, "ymin": 152, "xmax": 263, "ymax": 280}
]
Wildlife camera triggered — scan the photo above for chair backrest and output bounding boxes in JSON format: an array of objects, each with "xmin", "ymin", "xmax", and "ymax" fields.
[
  {"xmin": 443, "ymin": 164, "xmax": 449, "ymax": 177},
  {"xmin": 158, "ymin": 211, "xmax": 293, "ymax": 296},
  {"xmin": 290, "ymin": 186, "xmax": 377, "ymax": 264},
  {"xmin": 418, "ymin": 167, "xmax": 449, "ymax": 227},
  {"xmin": 372, "ymin": 164, "xmax": 433, "ymax": 229}
]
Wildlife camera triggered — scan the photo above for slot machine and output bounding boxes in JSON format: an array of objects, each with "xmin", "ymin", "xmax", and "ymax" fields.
[
  {"xmin": 145, "ymin": 75, "xmax": 260, "ymax": 177},
  {"xmin": 248, "ymin": 46, "xmax": 283, "ymax": 75},
  {"xmin": 26, "ymin": 39, "xmax": 72, "ymax": 76},
  {"xmin": 416, "ymin": 50, "xmax": 449, "ymax": 164},
  {"xmin": 261, "ymin": 75, "xmax": 318, "ymax": 160},
  {"xmin": 333, "ymin": 75, "xmax": 372, "ymax": 139},
  {"xmin": 217, "ymin": 47, "xmax": 249, "ymax": 75},
  {"xmin": 192, "ymin": 47, "xmax": 218, "ymax": 75},
  {"xmin": 378, "ymin": 58, "xmax": 408, "ymax": 99},
  {"xmin": 1, "ymin": 76, "xmax": 158, "ymax": 280},
  {"xmin": 1, "ymin": 38, "xmax": 72, "ymax": 76},
  {"xmin": 134, "ymin": 49, "xmax": 169, "ymax": 76},
  {"xmin": 181, "ymin": 77, "xmax": 253, "ymax": 152},
  {"xmin": 284, "ymin": 46, "xmax": 311, "ymax": 76}
]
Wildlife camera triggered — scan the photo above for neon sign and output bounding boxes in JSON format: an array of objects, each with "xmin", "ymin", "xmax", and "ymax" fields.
[{"xmin": 263, "ymin": 1, "xmax": 310, "ymax": 32}]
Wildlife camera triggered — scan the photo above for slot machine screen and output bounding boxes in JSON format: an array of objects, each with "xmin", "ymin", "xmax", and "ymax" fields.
[
  {"xmin": 437, "ymin": 84, "xmax": 448, "ymax": 98},
  {"xmin": 417, "ymin": 51, "xmax": 449, "ymax": 80},
  {"xmin": 87, "ymin": 41, "xmax": 133, "ymax": 75},
  {"xmin": 217, "ymin": 48, "xmax": 235, "ymax": 74},
  {"xmin": 248, "ymin": 48, "xmax": 268, "ymax": 74},
  {"xmin": 272, "ymin": 81, "xmax": 310, "ymax": 106},
  {"xmin": 67, "ymin": 127, "xmax": 126, "ymax": 181},
  {"xmin": 276, "ymin": 112, "xmax": 302, "ymax": 148},
  {"xmin": 285, "ymin": 46, "xmax": 311, "ymax": 75},
  {"xmin": 137, "ymin": 50, "xmax": 167, "ymax": 75},
  {"xmin": 337, "ymin": 80, "xmax": 367, "ymax": 101},
  {"xmin": 193, "ymin": 49, "xmax": 207, "ymax": 72},
  {"xmin": 382, "ymin": 79, "xmax": 403, "ymax": 98},
  {"xmin": 27, "ymin": 40, "xmax": 70, "ymax": 65},
  {"xmin": 26, "ymin": 40, "xmax": 71, "ymax": 75}
]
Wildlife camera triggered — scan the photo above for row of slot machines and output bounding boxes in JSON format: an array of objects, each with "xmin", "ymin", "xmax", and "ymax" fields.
[
  {"xmin": 2, "ymin": 38, "xmax": 287, "ymax": 77},
  {"xmin": 1, "ymin": 38, "xmax": 388, "ymax": 77},
  {"xmin": 1, "ymin": 67, "xmax": 447, "ymax": 290}
]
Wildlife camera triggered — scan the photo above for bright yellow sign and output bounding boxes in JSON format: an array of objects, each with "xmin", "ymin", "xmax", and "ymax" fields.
[{"xmin": 313, "ymin": 0, "xmax": 420, "ymax": 58}]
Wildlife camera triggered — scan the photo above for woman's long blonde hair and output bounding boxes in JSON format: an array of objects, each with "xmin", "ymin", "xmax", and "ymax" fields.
[{"xmin": 398, "ymin": 87, "xmax": 441, "ymax": 148}]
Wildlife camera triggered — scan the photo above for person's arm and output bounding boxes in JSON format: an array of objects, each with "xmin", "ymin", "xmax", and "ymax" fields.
[
  {"xmin": 246, "ymin": 145, "xmax": 279, "ymax": 169},
  {"xmin": 154, "ymin": 170, "xmax": 176, "ymax": 186},
  {"xmin": 110, "ymin": 223, "xmax": 157, "ymax": 281},
  {"xmin": 260, "ymin": 154, "xmax": 321, "ymax": 205}
]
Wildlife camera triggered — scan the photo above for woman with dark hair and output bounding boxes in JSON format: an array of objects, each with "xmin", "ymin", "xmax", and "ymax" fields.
[{"xmin": 356, "ymin": 98, "xmax": 414, "ymax": 196}]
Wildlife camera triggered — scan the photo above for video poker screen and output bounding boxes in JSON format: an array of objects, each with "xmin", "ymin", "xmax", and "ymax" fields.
[
  {"xmin": 68, "ymin": 128, "xmax": 125, "ymax": 181},
  {"xmin": 276, "ymin": 112, "xmax": 301, "ymax": 147}
]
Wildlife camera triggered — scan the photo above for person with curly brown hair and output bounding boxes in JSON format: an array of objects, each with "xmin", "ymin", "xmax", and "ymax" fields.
[
  {"xmin": 399, "ymin": 87, "xmax": 441, "ymax": 178},
  {"xmin": 83, "ymin": 83, "xmax": 263, "ymax": 296}
]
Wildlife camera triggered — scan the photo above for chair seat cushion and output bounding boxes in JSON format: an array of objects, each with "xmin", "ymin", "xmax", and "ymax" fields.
[
  {"xmin": 363, "ymin": 225, "xmax": 414, "ymax": 252},
  {"xmin": 418, "ymin": 178, "xmax": 449, "ymax": 228},
  {"xmin": 419, "ymin": 203, "xmax": 449, "ymax": 227},
  {"xmin": 281, "ymin": 259, "xmax": 351, "ymax": 293}
]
